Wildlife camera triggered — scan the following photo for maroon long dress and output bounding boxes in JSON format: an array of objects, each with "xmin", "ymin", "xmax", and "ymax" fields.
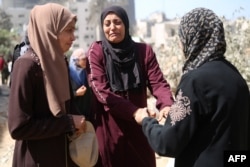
[{"xmin": 87, "ymin": 41, "xmax": 173, "ymax": 167}]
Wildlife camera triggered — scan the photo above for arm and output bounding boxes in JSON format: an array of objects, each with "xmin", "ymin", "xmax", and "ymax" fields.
[
  {"xmin": 139, "ymin": 76, "xmax": 201, "ymax": 157},
  {"xmin": 87, "ymin": 42, "xmax": 138, "ymax": 121},
  {"xmin": 143, "ymin": 44, "xmax": 174, "ymax": 118}
]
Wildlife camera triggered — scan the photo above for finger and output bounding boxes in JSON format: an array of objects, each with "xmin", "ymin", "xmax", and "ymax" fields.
[
  {"xmin": 164, "ymin": 112, "xmax": 169, "ymax": 119},
  {"xmin": 80, "ymin": 116, "xmax": 86, "ymax": 132},
  {"xmin": 157, "ymin": 112, "xmax": 164, "ymax": 121},
  {"xmin": 147, "ymin": 109, "xmax": 156, "ymax": 118}
]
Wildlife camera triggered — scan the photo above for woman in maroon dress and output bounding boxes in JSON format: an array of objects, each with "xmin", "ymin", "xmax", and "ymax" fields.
[{"xmin": 87, "ymin": 5, "xmax": 173, "ymax": 167}]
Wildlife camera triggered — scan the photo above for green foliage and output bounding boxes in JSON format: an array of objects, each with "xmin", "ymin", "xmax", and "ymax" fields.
[
  {"xmin": 0, "ymin": 8, "xmax": 18, "ymax": 57},
  {"xmin": 0, "ymin": 29, "xmax": 19, "ymax": 57},
  {"xmin": 0, "ymin": 30, "xmax": 12, "ymax": 55}
]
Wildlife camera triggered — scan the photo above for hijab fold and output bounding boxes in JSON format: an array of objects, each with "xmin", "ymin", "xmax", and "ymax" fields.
[
  {"xmin": 28, "ymin": 3, "xmax": 76, "ymax": 117},
  {"xmin": 101, "ymin": 6, "xmax": 142, "ymax": 92}
]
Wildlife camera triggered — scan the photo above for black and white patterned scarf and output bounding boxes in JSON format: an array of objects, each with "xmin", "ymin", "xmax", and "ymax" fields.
[{"xmin": 178, "ymin": 8, "xmax": 226, "ymax": 74}]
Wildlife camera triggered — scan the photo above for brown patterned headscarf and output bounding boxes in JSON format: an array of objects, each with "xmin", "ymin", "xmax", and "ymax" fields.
[
  {"xmin": 178, "ymin": 8, "xmax": 226, "ymax": 74},
  {"xmin": 28, "ymin": 3, "xmax": 76, "ymax": 117}
]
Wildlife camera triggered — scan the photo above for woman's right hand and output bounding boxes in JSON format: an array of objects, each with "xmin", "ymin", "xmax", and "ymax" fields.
[
  {"xmin": 72, "ymin": 115, "xmax": 86, "ymax": 134},
  {"xmin": 75, "ymin": 85, "xmax": 87, "ymax": 96}
]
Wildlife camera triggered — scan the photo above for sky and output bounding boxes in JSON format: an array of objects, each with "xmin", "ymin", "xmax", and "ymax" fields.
[
  {"xmin": 135, "ymin": 0, "xmax": 250, "ymax": 20},
  {"xmin": 0, "ymin": 0, "xmax": 249, "ymax": 20}
]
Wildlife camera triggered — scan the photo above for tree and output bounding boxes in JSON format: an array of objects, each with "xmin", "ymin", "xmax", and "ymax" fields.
[
  {"xmin": 224, "ymin": 17, "xmax": 250, "ymax": 88},
  {"xmin": 0, "ymin": 8, "xmax": 17, "ymax": 56},
  {"xmin": 0, "ymin": 29, "xmax": 19, "ymax": 57},
  {"xmin": 153, "ymin": 17, "xmax": 250, "ymax": 92}
]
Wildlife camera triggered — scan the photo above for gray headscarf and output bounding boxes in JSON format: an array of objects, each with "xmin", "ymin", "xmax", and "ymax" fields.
[{"xmin": 178, "ymin": 8, "xmax": 226, "ymax": 74}]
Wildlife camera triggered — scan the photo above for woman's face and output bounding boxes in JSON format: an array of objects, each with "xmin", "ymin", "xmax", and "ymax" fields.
[
  {"xmin": 77, "ymin": 57, "xmax": 87, "ymax": 69},
  {"xmin": 58, "ymin": 20, "xmax": 76, "ymax": 53},
  {"xmin": 103, "ymin": 13, "xmax": 125, "ymax": 43}
]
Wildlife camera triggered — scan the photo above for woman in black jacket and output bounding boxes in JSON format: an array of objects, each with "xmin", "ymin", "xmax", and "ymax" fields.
[{"xmin": 134, "ymin": 7, "xmax": 250, "ymax": 167}]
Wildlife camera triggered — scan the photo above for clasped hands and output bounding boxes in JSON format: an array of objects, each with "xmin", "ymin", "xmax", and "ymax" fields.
[{"xmin": 134, "ymin": 106, "xmax": 171, "ymax": 125}]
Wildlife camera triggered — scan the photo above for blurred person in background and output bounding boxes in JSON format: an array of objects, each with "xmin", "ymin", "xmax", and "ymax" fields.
[
  {"xmin": 69, "ymin": 48, "xmax": 92, "ymax": 120},
  {"xmin": 0, "ymin": 54, "xmax": 4, "ymax": 86},
  {"xmin": 0, "ymin": 54, "xmax": 9, "ymax": 85}
]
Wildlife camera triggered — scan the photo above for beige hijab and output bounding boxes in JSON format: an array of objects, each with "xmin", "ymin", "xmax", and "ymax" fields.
[{"xmin": 28, "ymin": 3, "xmax": 76, "ymax": 117}]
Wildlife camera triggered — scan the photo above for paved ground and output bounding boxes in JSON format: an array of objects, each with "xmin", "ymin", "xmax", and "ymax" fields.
[
  {"xmin": 0, "ymin": 85, "xmax": 13, "ymax": 167},
  {"xmin": 0, "ymin": 84, "xmax": 174, "ymax": 167}
]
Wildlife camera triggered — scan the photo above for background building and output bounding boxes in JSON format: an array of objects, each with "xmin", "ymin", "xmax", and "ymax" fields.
[
  {"xmin": 66, "ymin": 0, "xmax": 97, "ymax": 50},
  {"xmin": 2, "ymin": 0, "xmax": 37, "ymax": 8},
  {"xmin": 1, "ymin": 0, "xmax": 137, "ymax": 52}
]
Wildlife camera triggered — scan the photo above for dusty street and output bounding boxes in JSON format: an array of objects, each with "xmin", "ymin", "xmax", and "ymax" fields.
[{"xmin": 0, "ymin": 85, "xmax": 13, "ymax": 167}]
